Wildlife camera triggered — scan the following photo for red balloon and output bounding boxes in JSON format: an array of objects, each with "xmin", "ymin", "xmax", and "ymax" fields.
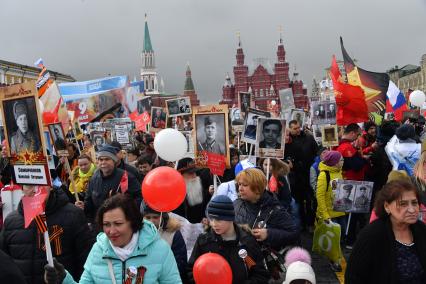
[
  {"xmin": 193, "ymin": 253, "xmax": 232, "ymax": 284},
  {"xmin": 142, "ymin": 166, "xmax": 186, "ymax": 212}
]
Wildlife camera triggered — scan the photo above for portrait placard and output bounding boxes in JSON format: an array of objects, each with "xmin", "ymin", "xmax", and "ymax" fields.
[
  {"xmin": 255, "ymin": 118, "xmax": 286, "ymax": 159},
  {"xmin": 47, "ymin": 123, "xmax": 69, "ymax": 157},
  {"xmin": 0, "ymin": 82, "xmax": 51, "ymax": 185},
  {"xmin": 193, "ymin": 105, "xmax": 230, "ymax": 170},
  {"xmin": 166, "ymin": 97, "xmax": 192, "ymax": 117},
  {"xmin": 150, "ymin": 107, "xmax": 167, "ymax": 131},
  {"xmin": 290, "ymin": 109, "xmax": 306, "ymax": 127},
  {"xmin": 242, "ymin": 108, "xmax": 271, "ymax": 144},
  {"xmin": 333, "ymin": 180, "xmax": 374, "ymax": 213},
  {"xmin": 279, "ymin": 88, "xmax": 295, "ymax": 113},
  {"xmin": 238, "ymin": 92, "xmax": 252, "ymax": 114},
  {"xmin": 166, "ymin": 114, "xmax": 193, "ymax": 131},
  {"xmin": 311, "ymin": 100, "xmax": 337, "ymax": 125},
  {"xmin": 321, "ymin": 125, "xmax": 339, "ymax": 147},
  {"xmin": 137, "ymin": 96, "xmax": 152, "ymax": 115},
  {"xmin": 91, "ymin": 131, "xmax": 106, "ymax": 151},
  {"xmin": 230, "ymin": 108, "xmax": 244, "ymax": 132}
]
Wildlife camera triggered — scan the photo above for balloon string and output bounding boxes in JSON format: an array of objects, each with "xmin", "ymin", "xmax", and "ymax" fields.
[{"xmin": 158, "ymin": 212, "xmax": 163, "ymax": 234}]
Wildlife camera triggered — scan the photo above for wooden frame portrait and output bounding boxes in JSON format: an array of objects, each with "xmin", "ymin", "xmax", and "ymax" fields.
[
  {"xmin": 0, "ymin": 82, "xmax": 51, "ymax": 185},
  {"xmin": 166, "ymin": 97, "xmax": 192, "ymax": 117},
  {"xmin": 321, "ymin": 125, "xmax": 339, "ymax": 147},
  {"xmin": 193, "ymin": 104, "xmax": 230, "ymax": 168}
]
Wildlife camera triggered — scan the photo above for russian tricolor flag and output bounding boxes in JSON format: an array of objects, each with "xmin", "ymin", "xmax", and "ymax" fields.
[{"xmin": 386, "ymin": 81, "xmax": 407, "ymax": 121}]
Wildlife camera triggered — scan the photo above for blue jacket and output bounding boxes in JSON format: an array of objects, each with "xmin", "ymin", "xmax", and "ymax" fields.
[{"xmin": 63, "ymin": 220, "xmax": 182, "ymax": 284}]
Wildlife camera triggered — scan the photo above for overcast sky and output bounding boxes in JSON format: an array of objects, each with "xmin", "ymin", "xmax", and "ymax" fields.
[{"xmin": 2, "ymin": 0, "xmax": 426, "ymax": 103}]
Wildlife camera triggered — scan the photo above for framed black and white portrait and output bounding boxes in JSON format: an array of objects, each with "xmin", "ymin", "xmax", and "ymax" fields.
[
  {"xmin": 242, "ymin": 108, "xmax": 271, "ymax": 144},
  {"xmin": 239, "ymin": 92, "xmax": 251, "ymax": 114},
  {"xmin": 137, "ymin": 96, "xmax": 152, "ymax": 115},
  {"xmin": 0, "ymin": 82, "xmax": 50, "ymax": 185},
  {"xmin": 193, "ymin": 104, "xmax": 230, "ymax": 168},
  {"xmin": 166, "ymin": 97, "xmax": 192, "ymax": 117},
  {"xmin": 279, "ymin": 88, "xmax": 295, "ymax": 113},
  {"xmin": 290, "ymin": 109, "xmax": 306, "ymax": 127},
  {"xmin": 255, "ymin": 118, "xmax": 285, "ymax": 159},
  {"xmin": 48, "ymin": 123, "xmax": 68, "ymax": 157},
  {"xmin": 321, "ymin": 125, "xmax": 338, "ymax": 147},
  {"xmin": 150, "ymin": 107, "xmax": 167, "ymax": 131}
]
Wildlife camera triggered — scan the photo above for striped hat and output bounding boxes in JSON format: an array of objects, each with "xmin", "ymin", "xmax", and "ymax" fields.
[{"xmin": 207, "ymin": 195, "xmax": 235, "ymax": 221}]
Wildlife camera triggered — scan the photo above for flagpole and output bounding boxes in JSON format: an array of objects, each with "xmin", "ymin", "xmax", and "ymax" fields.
[
  {"xmin": 65, "ymin": 159, "xmax": 79, "ymax": 202},
  {"xmin": 213, "ymin": 174, "xmax": 218, "ymax": 195},
  {"xmin": 266, "ymin": 158, "xmax": 270, "ymax": 190},
  {"xmin": 44, "ymin": 228, "xmax": 54, "ymax": 266}
]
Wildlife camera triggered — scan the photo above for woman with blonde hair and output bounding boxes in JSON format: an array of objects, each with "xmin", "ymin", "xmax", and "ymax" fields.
[{"xmin": 234, "ymin": 168, "xmax": 299, "ymax": 250}]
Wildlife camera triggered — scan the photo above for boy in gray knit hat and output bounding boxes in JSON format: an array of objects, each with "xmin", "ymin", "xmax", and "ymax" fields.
[{"xmin": 188, "ymin": 195, "xmax": 270, "ymax": 283}]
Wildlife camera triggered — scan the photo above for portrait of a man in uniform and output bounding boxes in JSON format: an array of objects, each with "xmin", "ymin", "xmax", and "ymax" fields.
[
  {"xmin": 196, "ymin": 115, "xmax": 226, "ymax": 156},
  {"xmin": 8, "ymin": 99, "xmax": 41, "ymax": 155}
]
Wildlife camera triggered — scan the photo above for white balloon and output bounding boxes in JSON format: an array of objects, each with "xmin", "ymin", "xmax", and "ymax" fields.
[
  {"xmin": 271, "ymin": 100, "xmax": 277, "ymax": 106},
  {"xmin": 154, "ymin": 128, "xmax": 187, "ymax": 162},
  {"xmin": 409, "ymin": 90, "xmax": 426, "ymax": 107}
]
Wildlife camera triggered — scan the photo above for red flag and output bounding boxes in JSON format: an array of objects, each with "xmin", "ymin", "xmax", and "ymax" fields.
[
  {"xmin": 22, "ymin": 186, "xmax": 49, "ymax": 228},
  {"xmin": 120, "ymin": 171, "xmax": 129, "ymax": 193},
  {"xmin": 330, "ymin": 55, "xmax": 369, "ymax": 125}
]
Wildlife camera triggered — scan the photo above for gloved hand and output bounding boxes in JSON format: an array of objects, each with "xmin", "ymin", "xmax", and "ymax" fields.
[{"xmin": 44, "ymin": 258, "xmax": 66, "ymax": 284}]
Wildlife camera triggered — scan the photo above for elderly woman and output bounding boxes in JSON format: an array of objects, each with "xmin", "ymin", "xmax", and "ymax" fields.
[
  {"xmin": 45, "ymin": 194, "xmax": 181, "ymax": 284},
  {"xmin": 345, "ymin": 180, "xmax": 426, "ymax": 283},
  {"xmin": 234, "ymin": 168, "xmax": 299, "ymax": 250}
]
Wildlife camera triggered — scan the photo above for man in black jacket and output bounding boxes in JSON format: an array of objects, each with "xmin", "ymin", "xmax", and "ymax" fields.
[
  {"xmin": 285, "ymin": 120, "xmax": 318, "ymax": 231},
  {"xmin": 78, "ymin": 145, "xmax": 142, "ymax": 222},
  {"xmin": 1, "ymin": 186, "xmax": 94, "ymax": 284},
  {"xmin": 110, "ymin": 141, "xmax": 142, "ymax": 183}
]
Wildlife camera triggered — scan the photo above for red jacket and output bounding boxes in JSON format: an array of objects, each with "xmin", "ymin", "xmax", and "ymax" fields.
[{"xmin": 336, "ymin": 139, "xmax": 367, "ymax": 181}]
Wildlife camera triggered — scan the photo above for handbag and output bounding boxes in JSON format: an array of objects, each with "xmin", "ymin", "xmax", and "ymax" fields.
[{"xmin": 312, "ymin": 220, "xmax": 342, "ymax": 263}]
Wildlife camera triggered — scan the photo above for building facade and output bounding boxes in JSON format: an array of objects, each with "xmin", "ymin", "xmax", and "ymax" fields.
[
  {"xmin": 220, "ymin": 35, "xmax": 308, "ymax": 111},
  {"xmin": 0, "ymin": 59, "xmax": 75, "ymax": 87},
  {"xmin": 388, "ymin": 54, "xmax": 426, "ymax": 96}
]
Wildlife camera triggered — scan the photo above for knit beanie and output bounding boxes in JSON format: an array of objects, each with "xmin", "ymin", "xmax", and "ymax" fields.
[
  {"xmin": 207, "ymin": 195, "xmax": 235, "ymax": 221},
  {"xmin": 395, "ymin": 124, "xmax": 415, "ymax": 141},
  {"xmin": 96, "ymin": 144, "xmax": 119, "ymax": 162},
  {"xmin": 322, "ymin": 150, "xmax": 342, "ymax": 167},
  {"xmin": 13, "ymin": 101, "xmax": 27, "ymax": 120}
]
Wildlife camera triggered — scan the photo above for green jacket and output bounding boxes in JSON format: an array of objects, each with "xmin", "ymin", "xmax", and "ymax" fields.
[{"xmin": 63, "ymin": 220, "xmax": 182, "ymax": 284}]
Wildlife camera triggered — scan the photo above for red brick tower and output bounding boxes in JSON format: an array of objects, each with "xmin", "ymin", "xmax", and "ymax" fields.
[{"xmin": 233, "ymin": 35, "xmax": 249, "ymax": 99}]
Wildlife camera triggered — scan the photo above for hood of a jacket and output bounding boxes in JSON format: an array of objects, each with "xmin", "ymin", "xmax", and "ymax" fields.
[
  {"xmin": 99, "ymin": 219, "xmax": 160, "ymax": 259},
  {"xmin": 18, "ymin": 187, "xmax": 69, "ymax": 216},
  {"xmin": 258, "ymin": 190, "xmax": 281, "ymax": 210},
  {"xmin": 318, "ymin": 162, "xmax": 341, "ymax": 173}
]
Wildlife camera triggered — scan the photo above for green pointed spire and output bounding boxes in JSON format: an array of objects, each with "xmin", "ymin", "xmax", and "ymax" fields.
[
  {"xmin": 184, "ymin": 63, "xmax": 195, "ymax": 91},
  {"xmin": 143, "ymin": 14, "xmax": 153, "ymax": 52}
]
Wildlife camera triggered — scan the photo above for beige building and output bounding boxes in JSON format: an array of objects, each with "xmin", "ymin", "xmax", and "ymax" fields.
[
  {"xmin": 0, "ymin": 59, "xmax": 75, "ymax": 86},
  {"xmin": 388, "ymin": 54, "xmax": 426, "ymax": 94}
]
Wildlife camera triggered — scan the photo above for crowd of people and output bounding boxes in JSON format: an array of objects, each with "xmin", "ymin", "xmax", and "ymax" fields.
[{"xmin": 0, "ymin": 115, "xmax": 426, "ymax": 284}]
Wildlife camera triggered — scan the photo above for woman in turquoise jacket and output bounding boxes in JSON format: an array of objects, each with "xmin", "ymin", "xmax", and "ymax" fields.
[{"xmin": 44, "ymin": 194, "xmax": 182, "ymax": 284}]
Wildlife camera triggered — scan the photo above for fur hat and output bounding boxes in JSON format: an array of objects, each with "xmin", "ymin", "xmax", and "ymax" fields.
[
  {"xmin": 284, "ymin": 247, "xmax": 316, "ymax": 284},
  {"xmin": 13, "ymin": 101, "xmax": 27, "ymax": 120}
]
